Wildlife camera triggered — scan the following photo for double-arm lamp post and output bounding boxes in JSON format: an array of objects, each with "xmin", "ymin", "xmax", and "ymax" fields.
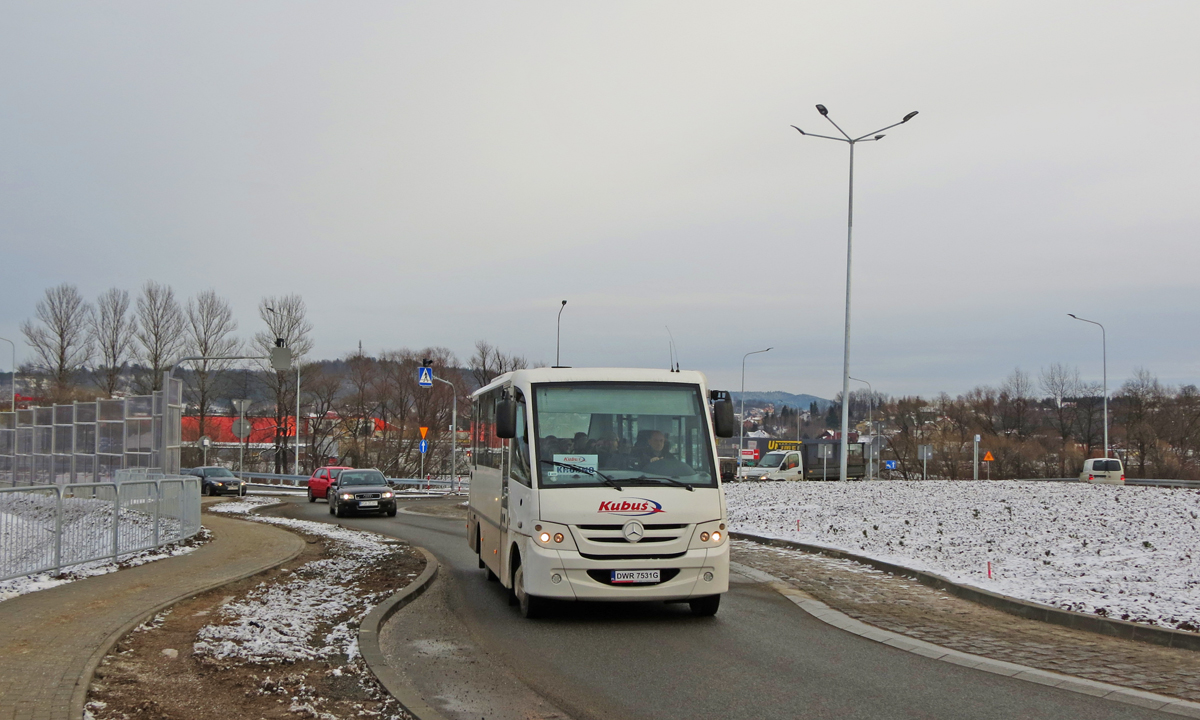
[
  {"xmin": 793, "ymin": 105, "xmax": 918, "ymax": 481},
  {"xmin": 739, "ymin": 347, "xmax": 772, "ymax": 476}
]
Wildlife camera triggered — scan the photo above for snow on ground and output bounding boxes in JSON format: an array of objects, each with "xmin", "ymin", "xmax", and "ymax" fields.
[
  {"xmin": 194, "ymin": 496, "xmax": 400, "ymax": 663},
  {"xmin": 726, "ymin": 480, "xmax": 1200, "ymax": 632},
  {"xmin": 0, "ymin": 528, "xmax": 211, "ymax": 603}
]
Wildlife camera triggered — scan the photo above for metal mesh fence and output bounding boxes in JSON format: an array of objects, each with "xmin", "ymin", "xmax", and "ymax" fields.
[
  {"xmin": 0, "ymin": 475, "xmax": 201, "ymax": 582},
  {"xmin": 0, "ymin": 378, "xmax": 182, "ymax": 488}
]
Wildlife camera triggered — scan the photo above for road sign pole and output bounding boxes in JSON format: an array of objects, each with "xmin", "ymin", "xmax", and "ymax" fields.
[{"xmin": 973, "ymin": 434, "xmax": 980, "ymax": 481}]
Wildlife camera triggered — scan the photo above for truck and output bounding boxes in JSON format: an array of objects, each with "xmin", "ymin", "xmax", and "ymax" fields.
[{"xmin": 739, "ymin": 438, "xmax": 866, "ymax": 480}]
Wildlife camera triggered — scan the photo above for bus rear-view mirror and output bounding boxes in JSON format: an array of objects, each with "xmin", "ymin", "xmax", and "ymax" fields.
[
  {"xmin": 496, "ymin": 397, "xmax": 517, "ymax": 439},
  {"xmin": 712, "ymin": 397, "xmax": 736, "ymax": 438}
]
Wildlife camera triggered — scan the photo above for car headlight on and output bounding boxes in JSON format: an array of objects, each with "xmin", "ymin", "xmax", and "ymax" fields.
[
  {"xmin": 340, "ymin": 493, "xmax": 353, "ymax": 500},
  {"xmin": 381, "ymin": 491, "xmax": 394, "ymax": 499},
  {"xmin": 539, "ymin": 532, "xmax": 551, "ymax": 543}
]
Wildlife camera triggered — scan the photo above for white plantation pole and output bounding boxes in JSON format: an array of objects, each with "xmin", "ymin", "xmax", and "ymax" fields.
[{"xmin": 973, "ymin": 434, "xmax": 980, "ymax": 481}]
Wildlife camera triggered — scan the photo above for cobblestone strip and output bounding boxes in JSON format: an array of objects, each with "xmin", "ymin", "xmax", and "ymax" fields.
[{"xmin": 731, "ymin": 540, "xmax": 1200, "ymax": 708}]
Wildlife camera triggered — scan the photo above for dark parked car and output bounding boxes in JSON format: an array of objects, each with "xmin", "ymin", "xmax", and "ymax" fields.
[
  {"xmin": 327, "ymin": 469, "xmax": 396, "ymax": 517},
  {"xmin": 183, "ymin": 466, "xmax": 247, "ymax": 496}
]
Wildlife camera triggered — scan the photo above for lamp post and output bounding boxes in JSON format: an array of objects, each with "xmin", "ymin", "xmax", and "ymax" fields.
[
  {"xmin": 849, "ymin": 376, "xmax": 873, "ymax": 479},
  {"xmin": 739, "ymin": 347, "xmax": 772, "ymax": 477},
  {"xmin": 793, "ymin": 105, "xmax": 918, "ymax": 482},
  {"xmin": 1068, "ymin": 314, "xmax": 1108, "ymax": 458},
  {"xmin": 423, "ymin": 359, "xmax": 459, "ymax": 490},
  {"xmin": 0, "ymin": 336, "xmax": 15, "ymax": 411},
  {"xmin": 556, "ymin": 300, "xmax": 567, "ymax": 367},
  {"xmin": 264, "ymin": 307, "xmax": 302, "ymax": 475}
]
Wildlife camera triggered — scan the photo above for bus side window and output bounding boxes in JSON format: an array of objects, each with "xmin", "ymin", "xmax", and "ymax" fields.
[{"xmin": 510, "ymin": 399, "xmax": 531, "ymax": 486}]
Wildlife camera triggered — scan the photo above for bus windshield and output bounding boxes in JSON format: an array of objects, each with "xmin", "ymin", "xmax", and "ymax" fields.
[{"xmin": 532, "ymin": 383, "xmax": 717, "ymax": 489}]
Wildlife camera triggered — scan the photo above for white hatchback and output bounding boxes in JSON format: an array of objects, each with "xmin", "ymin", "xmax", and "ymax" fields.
[{"xmin": 1081, "ymin": 458, "xmax": 1124, "ymax": 484}]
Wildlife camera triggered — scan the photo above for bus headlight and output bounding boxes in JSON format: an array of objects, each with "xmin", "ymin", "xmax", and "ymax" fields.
[
  {"xmin": 712, "ymin": 531, "xmax": 721, "ymax": 543},
  {"xmin": 554, "ymin": 533, "xmax": 564, "ymax": 543},
  {"xmin": 539, "ymin": 532, "xmax": 551, "ymax": 543},
  {"xmin": 532, "ymin": 522, "xmax": 575, "ymax": 550}
]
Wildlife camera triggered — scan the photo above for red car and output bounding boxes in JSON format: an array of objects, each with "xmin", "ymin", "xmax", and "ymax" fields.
[{"xmin": 307, "ymin": 466, "xmax": 353, "ymax": 502}]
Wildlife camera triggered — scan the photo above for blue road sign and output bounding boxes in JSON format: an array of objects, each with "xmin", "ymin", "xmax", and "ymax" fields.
[
  {"xmin": 418, "ymin": 366, "xmax": 433, "ymax": 387},
  {"xmin": 419, "ymin": 439, "xmax": 429, "ymax": 454},
  {"xmin": 885, "ymin": 460, "xmax": 898, "ymax": 470}
]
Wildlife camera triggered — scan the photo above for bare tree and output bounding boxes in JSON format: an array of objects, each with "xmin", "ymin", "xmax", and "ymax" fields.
[
  {"xmin": 254, "ymin": 295, "xmax": 314, "ymax": 473},
  {"xmin": 1116, "ymin": 368, "xmax": 1163, "ymax": 479},
  {"xmin": 469, "ymin": 340, "xmax": 528, "ymax": 387},
  {"xmin": 89, "ymin": 288, "xmax": 135, "ymax": 397},
  {"xmin": 133, "ymin": 281, "xmax": 186, "ymax": 393},
  {"xmin": 303, "ymin": 363, "xmax": 345, "ymax": 471},
  {"xmin": 21, "ymin": 283, "xmax": 93, "ymax": 402},
  {"xmin": 185, "ymin": 289, "xmax": 240, "ymax": 443}
]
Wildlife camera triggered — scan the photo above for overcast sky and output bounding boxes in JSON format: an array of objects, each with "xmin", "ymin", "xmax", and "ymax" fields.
[{"xmin": 2, "ymin": 1, "xmax": 1197, "ymax": 399}]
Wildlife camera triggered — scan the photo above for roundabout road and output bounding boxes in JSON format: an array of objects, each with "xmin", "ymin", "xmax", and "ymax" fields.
[{"xmin": 274, "ymin": 496, "xmax": 1175, "ymax": 720}]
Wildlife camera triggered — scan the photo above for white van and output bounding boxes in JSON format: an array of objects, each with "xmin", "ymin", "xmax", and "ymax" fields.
[
  {"xmin": 467, "ymin": 367, "xmax": 736, "ymax": 618},
  {"xmin": 740, "ymin": 450, "xmax": 804, "ymax": 481},
  {"xmin": 1081, "ymin": 457, "xmax": 1124, "ymax": 485}
]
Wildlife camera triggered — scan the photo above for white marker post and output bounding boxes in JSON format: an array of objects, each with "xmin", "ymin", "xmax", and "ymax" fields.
[{"xmin": 973, "ymin": 435, "xmax": 980, "ymax": 481}]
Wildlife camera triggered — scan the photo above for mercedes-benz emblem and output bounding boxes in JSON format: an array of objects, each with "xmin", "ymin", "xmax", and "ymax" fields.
[{"xmin": 622, "ymin": 520, "xmax": 645, "ymax": 543}]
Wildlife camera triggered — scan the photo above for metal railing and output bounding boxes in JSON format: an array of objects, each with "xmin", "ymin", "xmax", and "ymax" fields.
[
  {"xmin": 0, "ymin": 475, "xmax": 201, "ymax": 582},
  {"xmin": 237, "ymin": 470, "xmax": 466, "ymax": 492}
]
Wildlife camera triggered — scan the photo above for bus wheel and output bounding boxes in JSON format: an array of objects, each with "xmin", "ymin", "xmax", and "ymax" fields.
[
  {"xmin": 515, "ymin": 565, "xmax": 544, "ymax": 619},
  {"xmin": 689, "ymin": 594, "xmax": 720, "ymax": 617}
]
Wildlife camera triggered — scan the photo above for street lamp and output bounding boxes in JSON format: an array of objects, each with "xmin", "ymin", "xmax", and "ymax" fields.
[
  {"xmin": 556, "ymin": 300, "xmax": 567, "ymax": 367},
  {"xmin": 422, "ymin": 358, "xmax": 459, "ymax": 490},
  {"xmin": 849, "ymin": 376, "xmax": 873, "ymax": 479},
  {"xmin": 793, "ymin": 105, "xmax": 918, "ymax": 482},
  {"xmin": 0, "ymin": 336, "xmax": 15, "ymax": 411},
  {"xmin": 739, "ymin": 347, "xmax": 772, "ymax": 477},
  {"xmin": 1068, "ymin": 314, "xmax": 1108, "ymax": 458},
  {"xmin": 265, "ymin": 307, "xmax": 302, "ymax": 475}
]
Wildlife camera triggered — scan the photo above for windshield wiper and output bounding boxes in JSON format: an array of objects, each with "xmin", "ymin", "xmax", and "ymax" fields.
[
  {"xmin": 624, "ymin": 475, "xmax": 695, "ymax": 492},
  {"xmin": 540, "ymin": 460, "xmax": 623, "ymax": 491}
]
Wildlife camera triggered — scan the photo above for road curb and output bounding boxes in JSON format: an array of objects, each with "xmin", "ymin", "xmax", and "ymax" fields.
[
  {"xmin": 358, "ymin": 547, "xmax": 447, "ymax": 720},
  {"xmin": 731, "ymin": 531, "xmax": 1200, "ymax": 652},
  {"xmin": 70, "ymin": 507, "xmax": 305, "ymax": 720},
  {"xmin": 731, "ymin": 561, "xmax": 1200, "ymax": 717}
]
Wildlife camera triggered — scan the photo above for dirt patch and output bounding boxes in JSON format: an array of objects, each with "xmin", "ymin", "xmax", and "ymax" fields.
[
  {"xmin": 401, "ymin": 502, "xmax": 467, "ymax": 520},
  {"xmin": 87, "ymin": 519, "xmax": 425, "ymax": 720}
]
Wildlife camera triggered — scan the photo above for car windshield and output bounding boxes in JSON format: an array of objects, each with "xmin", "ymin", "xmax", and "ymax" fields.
[
  {"xmin": 532, "ymin": 382, "xmax": 717, "ymax": 488},
  {"xmin": 205, "ymin": 468, "xmax": 234, "ymax": 478},
  {"xmin": 756, "ymin": 452, "xmax": 786, "ymax": 469},
  {"xmin": 339, "ymin": 470, "xmax": 386, "ymax": 486}
]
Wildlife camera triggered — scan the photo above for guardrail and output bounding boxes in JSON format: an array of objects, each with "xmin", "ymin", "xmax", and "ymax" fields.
[
  {"xmin": 0, "ymin": 476, "xmax": 202, "ymax": 582},
  {"xmin": 237, "ymin": 471, "xmax": 467, "ymax": 492},
  {"xmin": 1017, "ymin": 477, "xmax": 1200, "ymax": 489}
]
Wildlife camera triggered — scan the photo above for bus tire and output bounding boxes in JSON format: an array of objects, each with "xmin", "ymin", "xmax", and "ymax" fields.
[
  {"xmin": 689, "ymin": 594, "xmax": 720, "ymax": 617},
  {"xmin": 515, "ymin": 565, "xmax": 545, "ymax": 619}
]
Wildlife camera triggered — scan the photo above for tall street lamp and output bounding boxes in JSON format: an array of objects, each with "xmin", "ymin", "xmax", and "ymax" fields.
[
  {"xmin": 849, "ymin": 376, "xmax": 874, "ymax": 478},
  {"xmin": 556, "ymin": 300, "xmax": 567, "ymax": 367},
  {"xmin": 0, "ymin": 336, "xmax": 15, "ymax": 411},
  {"xmin": 739, "ymin": 347, "xmax": 772, "ymax": 477},
  {"xmin": 793, "ymin": 105, "xmax": 918, "ymax": 482},
  {"xmin": 1068, "ymin": 314, "xmax": 1108, "ymax": 458},
  {"xmin": 265, "ymin": 307, "xmax": 302, "ymax": 475}
]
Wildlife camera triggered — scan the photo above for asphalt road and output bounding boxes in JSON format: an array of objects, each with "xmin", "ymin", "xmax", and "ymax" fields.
[{"xmin": 275, "ymin": 496, "xmax": 1175, "ymax": 720}]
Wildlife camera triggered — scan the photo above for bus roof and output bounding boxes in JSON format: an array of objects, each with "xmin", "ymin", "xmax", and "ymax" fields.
[{"xmin": 472, "ymin": 367, "xmax": 711, "ymax": 398}]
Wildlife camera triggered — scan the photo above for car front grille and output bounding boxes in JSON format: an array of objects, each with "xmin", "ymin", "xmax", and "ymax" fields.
[
  {"xmin": 570, "ymin": 523, "xmax": 691, "ymax": 556},
  {"xmin": 354, "ymin": 492, "xmax": 383, "ymax": 500}
]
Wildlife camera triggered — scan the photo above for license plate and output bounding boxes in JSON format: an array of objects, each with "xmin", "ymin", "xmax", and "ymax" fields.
[
  {"xmin": 611, "ymin": 569, "xmax": 660, "ymax": 584},
  {"xmin": 359, "ymin": 500, "xmax": 378, "ymax": 507}
]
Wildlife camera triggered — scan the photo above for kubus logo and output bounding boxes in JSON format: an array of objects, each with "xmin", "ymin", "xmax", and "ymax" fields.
[
  {"xmin": 560, "ymin": 455, "xmax": 588, "ymax": 464},
  {"xmin": 597, "ymin": 498, "xmax": 665, "ymax": 516}
]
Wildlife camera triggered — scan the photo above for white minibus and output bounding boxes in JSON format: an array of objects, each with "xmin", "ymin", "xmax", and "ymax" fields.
[{"xmin": 467, "ymin": 368, "xmax": 737, "ymax": 618}]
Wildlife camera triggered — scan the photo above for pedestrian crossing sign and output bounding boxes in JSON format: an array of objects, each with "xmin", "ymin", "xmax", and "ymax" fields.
[{"xmin": 418, "ymin": 366, "xmax": 433, "ymax": 387}]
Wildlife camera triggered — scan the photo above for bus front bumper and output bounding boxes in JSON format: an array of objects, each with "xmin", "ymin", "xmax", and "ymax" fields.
[{"xmin": 521, "ymin": 542, "xmax": 729, "ymax": 601}]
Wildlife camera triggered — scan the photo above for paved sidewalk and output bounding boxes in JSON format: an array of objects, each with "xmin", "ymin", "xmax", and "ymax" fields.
[
  {"xmin": 0, "ymin": 511, "xmax": 305, "ymax": 720},
  {"xmin": 732, "ymin": 539, "xmax": 1200, "ymax": 703}
]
